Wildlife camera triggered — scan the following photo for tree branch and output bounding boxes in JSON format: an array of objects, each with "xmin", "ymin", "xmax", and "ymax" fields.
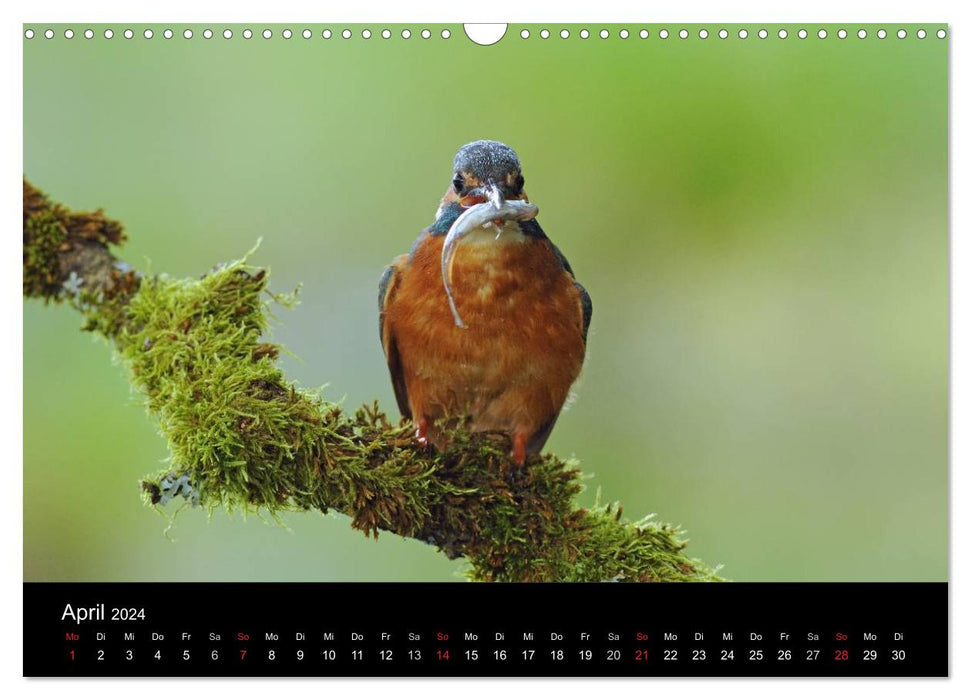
[{"xmin": 22, "ymin": 178, "xmax": 723, "ymax": 583}]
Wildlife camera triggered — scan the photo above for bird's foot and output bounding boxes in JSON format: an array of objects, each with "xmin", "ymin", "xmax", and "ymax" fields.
[
  {"xmin": 415, "ymin": 418, "xmax": 430, "ymax": 447},
  {"xmin": 512, "ymin": 433, "xmax": 527, "ymax": 467}
]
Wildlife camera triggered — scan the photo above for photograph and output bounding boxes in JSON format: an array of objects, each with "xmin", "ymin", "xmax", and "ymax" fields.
[{"xmin": 23, "ymin": 23, "xmax": 947, "ymax": 590}]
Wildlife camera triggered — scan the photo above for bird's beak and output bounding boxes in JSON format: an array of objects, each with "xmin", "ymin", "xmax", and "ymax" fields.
[
  {"xmin": 485, "ymin": 181, "xmax": 505, "ymax": 211},
  {"xmin": 459, "ymin": 181, "xmax": 507, "ymax": 211}
]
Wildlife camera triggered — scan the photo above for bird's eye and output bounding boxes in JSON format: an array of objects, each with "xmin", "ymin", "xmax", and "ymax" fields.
[
  {"xmin": 452, "ymin": 176, "xmax": 464, "ymax": 193},
  {"xmin": 515, "ymin": 174, "xmax": 525, "ymax": 191}
]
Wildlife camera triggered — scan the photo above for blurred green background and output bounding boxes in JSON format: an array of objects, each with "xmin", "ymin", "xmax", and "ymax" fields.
[{"xmin": 23, "ymin": 24, "xmax": 948, "ymax": 582}]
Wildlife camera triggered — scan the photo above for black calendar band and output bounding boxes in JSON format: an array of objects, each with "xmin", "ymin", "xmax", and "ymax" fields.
[{"xmin": 24, "ymin": 581, "xmax": 947, "ymax": 677}]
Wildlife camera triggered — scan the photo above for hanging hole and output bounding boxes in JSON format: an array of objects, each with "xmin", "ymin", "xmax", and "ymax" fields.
[{"xmin": 464, "ymin": 24, "xmax": 507, "ymax": 46}]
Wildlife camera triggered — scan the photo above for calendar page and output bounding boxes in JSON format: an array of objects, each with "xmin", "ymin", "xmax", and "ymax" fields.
[{"xmin": 22, "ymin": 21, "xmax": 948, "ymax": 677}]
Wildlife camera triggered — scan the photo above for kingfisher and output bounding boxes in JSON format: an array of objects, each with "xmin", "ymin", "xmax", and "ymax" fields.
[{"xmin": 378, "ymin": 140, "xmax": 592, "ymax": 466}]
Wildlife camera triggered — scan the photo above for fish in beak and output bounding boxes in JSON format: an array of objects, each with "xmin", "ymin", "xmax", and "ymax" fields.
[{"xmin": 440, "ymin": 199, "xmax": 539, "ymax": 328}]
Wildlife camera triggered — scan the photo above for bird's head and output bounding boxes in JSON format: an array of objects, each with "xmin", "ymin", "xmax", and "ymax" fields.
[{"xmin": 442, "ymin": 140, "xmax": 527, "ymax": 212}]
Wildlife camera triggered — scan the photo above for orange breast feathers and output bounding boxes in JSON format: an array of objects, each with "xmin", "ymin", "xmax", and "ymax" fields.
[{"xmin": 380, "ymin": 230, "xmax": 587, "ymax": 459}]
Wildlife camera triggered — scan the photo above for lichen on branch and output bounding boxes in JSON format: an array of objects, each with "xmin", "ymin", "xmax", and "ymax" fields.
[{"xmin": 22, "ymin": 178, "xmax": 723, "ymax": 583}]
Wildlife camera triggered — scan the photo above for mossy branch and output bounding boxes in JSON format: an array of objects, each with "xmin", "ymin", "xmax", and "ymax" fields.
[{"xmin": 22, "ymin": 178, "xmax": 723, "ymax": 583}]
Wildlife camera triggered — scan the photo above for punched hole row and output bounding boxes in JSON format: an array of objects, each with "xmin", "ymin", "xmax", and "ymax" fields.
[
  {"xmin": 519, "ymin": 27, "xmax": 946, "ymax": 40},
  {"xmin": 23, "ymin": 26, "xmax": 948, "ymax": 41},
  {"xmin": 23, "ymin": 27, "xmax": 452, "ymax": 40}
]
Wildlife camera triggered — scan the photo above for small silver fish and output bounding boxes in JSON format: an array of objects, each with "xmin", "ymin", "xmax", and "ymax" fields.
[{"xmin": 441, "ymin": 200, "xmax": 539, "ymax": 328}]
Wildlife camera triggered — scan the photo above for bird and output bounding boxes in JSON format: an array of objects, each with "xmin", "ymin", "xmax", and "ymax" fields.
[{"xmin": 378, "ymin": 140, "xmax": 591, "ymax": 466}]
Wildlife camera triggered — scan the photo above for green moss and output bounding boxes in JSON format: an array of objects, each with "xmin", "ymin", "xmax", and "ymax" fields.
[
  {"xmin": 22, "ymin": 199, "xmax": 67, "ymax": 301},
  {"xmin": 23, "ymin": 178, "xmax": 137, "ymax": 336},
  {"xmin": 118, "ymin": 264, "xmax": 316, "ymax": 510}
]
